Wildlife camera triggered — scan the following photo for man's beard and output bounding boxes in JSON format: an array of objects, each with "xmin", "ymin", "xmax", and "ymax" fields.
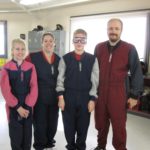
[{"xmin": 109, "ymin": 34, "xmax": 119, "ymax": 43}]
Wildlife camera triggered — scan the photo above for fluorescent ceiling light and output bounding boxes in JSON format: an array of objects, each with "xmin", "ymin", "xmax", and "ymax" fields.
[{"xmin": 20, "ymin": 0, "xmax": 50, "ymax": 5}]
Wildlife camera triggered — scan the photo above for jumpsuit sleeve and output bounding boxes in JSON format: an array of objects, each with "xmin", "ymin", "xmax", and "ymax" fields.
[
  {"xmin": 56, "ymin": 58, "xmax": 66, "ymax": 96},
  {"xmin": 89, "ymin": 58, "xmax": 99, "ymax": 100},
  {"xmin": 0, "ymin": 67, "xmax": 20, "ymax": 109},
  {"xmin": 129, "ymin": 46, "xmax": 144, "ymax": 99},
  {"xmin": 94, "ymin": 44, "xmax": 99, "ymax": 56},
  {"xmin": 25, "ymin": 65, "xmax": 38, "ymax": 107}
]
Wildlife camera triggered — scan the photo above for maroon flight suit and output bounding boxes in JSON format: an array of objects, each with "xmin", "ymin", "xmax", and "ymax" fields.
[{"xmin": 94, "ymin": 40, "xmax": 142, "ymax": 150}]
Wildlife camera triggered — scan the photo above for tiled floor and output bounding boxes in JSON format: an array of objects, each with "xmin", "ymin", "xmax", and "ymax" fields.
[{"xmin": 0, "ymin": 93, "xmax": 150, "ymax": 150}]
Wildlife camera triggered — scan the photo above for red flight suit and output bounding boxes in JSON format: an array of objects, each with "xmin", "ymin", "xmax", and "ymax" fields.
[{"xmin": 94, "ymin": 40, "xmax": 143, "ymax": 150}]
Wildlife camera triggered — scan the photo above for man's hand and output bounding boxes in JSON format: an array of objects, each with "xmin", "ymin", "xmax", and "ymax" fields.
[
  {"xmin": 127, "ymin": 98, "xmax": 138, "ymax": 109},
  {"xmin": 88, "ymin": 100, "xmax": 95, "ymax": 112}
]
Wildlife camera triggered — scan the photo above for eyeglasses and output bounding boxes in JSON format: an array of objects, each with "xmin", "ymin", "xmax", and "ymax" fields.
[{"xmin": 73, "ymin": 37, "xmax": 87, "ymax": 44}]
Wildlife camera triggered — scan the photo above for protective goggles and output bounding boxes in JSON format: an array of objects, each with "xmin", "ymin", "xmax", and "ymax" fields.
[{"xmin": 73, "ymin": 37, "xmax": 87, "ymax": 44}]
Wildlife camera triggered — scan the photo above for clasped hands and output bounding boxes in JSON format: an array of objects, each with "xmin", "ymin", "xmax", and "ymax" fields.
[{"xmin": 17, "ymin": 106, "xmax": 30, "ymax": 118}]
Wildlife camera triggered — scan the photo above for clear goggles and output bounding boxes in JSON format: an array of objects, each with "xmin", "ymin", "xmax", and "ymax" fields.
[{"xmin": 73, "ymin": 37, "xmax": 87, "ymax": 44}]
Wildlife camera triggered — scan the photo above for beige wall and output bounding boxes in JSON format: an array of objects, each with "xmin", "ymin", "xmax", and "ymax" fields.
[
  {"xmin": 0, "ymin": 0, "xmax": 150, "ymax": 68},
  {"xmin": 0, "ymin": 14, "xmax": 34, "ymax": 58}
]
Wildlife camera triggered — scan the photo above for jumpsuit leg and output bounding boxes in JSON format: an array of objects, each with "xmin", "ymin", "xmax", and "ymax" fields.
[
  {"xmin": 9, "ymin": 109, "xmax": 23, "ymax": 150},
  {"xmin": 95, "ymin": 100, "xmax": 110, "ymax": 149},
  {"xmin": 62, "ymin": 107, "xmax": 76, "ymax": 150},
  {"xmin": 62, "ymin": 90, "xmax": 78, "ymax": 150},
  {"xmin": 33, "ymin": 102, "xmax": 48, "ymax": 150},
  {"xmin": 23, "ymin": 110, "xmax": 32, "ymax": 150},
  {"xmin": 46, "ymin": 104, "xmax": 59, "ymax": 148},
  {"xmin": 111, "ymin": 118, "xmax": 127, "ymax": 150},
  {"xmin": 108, "ymin": 87, "xmax": 127, "ymax": 150},
  {"xmin": 76, "ymin": 106, "xmax": 90, "ymax": 150},
  {"xmin": 97, "ymin": 119, "xmax": 110, "ymax": 149}
]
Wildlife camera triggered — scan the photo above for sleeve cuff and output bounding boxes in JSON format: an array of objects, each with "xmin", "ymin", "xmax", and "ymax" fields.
[
  {"xmin": 129, "ymin": 93, "xmax": 139, "ymax": 99},
  {"xmin": 14, "ymin": 103, "xmax": 21, "ymax": 110},
  {"xmin": 57, "ymin": 91, "xmax": 64, "ymax": 97},
  {"xmin": 24, "ymin": 104, "xmax": 32, "ymax": 110},
  {"xmin": 89, "ymin": 95, "xmax": 96, "ymax": 101}
]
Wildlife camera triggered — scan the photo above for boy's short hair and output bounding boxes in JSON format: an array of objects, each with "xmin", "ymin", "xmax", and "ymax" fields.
[{"xmin": 73, "ymin": 29, "xmax": 87, "ymax": 38}]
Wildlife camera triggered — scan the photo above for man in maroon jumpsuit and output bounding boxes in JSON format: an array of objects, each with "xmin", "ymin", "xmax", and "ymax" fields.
[{"xmin": 94, "ymin": 18, "xmax": 143, "ymax": 150}]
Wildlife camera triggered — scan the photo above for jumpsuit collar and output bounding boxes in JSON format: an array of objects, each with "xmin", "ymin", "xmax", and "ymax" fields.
[
  {"xmin": 12, "ymin": 59, "xmax": 24, "ymax": 68},
  {"xmin": 107, "ymin": 40, "xmax": 121, "ymax": 53}
]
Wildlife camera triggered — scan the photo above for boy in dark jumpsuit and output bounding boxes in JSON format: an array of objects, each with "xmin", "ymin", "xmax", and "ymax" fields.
[
  {"xmin": 26, "ymin": 32, "xmax": 60, "ymax": 150},
  {"xmin": 94, "ymin": 18, "xmax": 143, "ymax": 150},
  {"xmin": 0, "ymin": 39, "xmax": 38, "ymax": 150},
  {"xmin": 56, "ymin": 29, "xmax": 99, "ymax": 150}
]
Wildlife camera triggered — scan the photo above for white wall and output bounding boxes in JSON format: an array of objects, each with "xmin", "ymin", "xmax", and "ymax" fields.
[
  {"xmin": 0, "ymin": 0, "xmax": 150, "ymax": 65},
  {"xmin": 35, "ymin": 0, "xmax": 150, "ymax": 53},
  {"xmin": 0, "ymin": 13, "xmax": 34, "ymax": 58}
]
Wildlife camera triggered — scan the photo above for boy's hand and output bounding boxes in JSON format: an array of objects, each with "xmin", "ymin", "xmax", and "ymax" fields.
[
  {"xmin": 58, "ymin": 96, "xmax": 65, "ymax": 111},
  {"xmin": 88, "ymin": 100, "xmax": 95, "ymax": 112},
  {"xmin": 17, "ymin": 106, "xmax": 29, "ymax": 118}
]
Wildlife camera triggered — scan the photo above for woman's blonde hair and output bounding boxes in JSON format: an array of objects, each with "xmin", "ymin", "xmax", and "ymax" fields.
[
  {"xmin": 11, "ymin": 38, "xmax": 26, "ymax": 51},
  {"xmin": 11, "ymin": 38, "xmax": 26, "ymax": 58}
]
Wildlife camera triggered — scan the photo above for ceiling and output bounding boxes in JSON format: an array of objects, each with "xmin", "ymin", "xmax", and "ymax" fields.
[{"xmin": 0, "ymin": 0, "xmax": 104, "ymax": 13}]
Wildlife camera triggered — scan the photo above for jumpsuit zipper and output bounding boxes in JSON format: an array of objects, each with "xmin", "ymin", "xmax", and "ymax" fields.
[
  {"xmin": 106, "ymin": 52, "xmax": 113, "ymax": 104},
  {"xmin": 51, "ymin": 65, "xmax": 54, "ymax": 75},
  {"xmin": 79, "ymin": 61, "xmax": 82, "ymax": 72}
]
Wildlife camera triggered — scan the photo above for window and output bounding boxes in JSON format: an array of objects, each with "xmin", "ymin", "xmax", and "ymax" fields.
[
  {"xmin": 0, "ymin": 20, "xmax": 7, "ymax": 58},
  {"xmin": 70, "ymin": 11, "xmax": 148, "ymax": 60}
]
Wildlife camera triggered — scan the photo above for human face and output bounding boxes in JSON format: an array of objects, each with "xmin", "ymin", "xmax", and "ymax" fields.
[
  {"xmin": 42, "ymin": 35, "xmax": 55, "ymax": 53},
  {"xmin": 73, "ymin": 33, "xmax": 87, "ymax": 53},
  {"xmin": 107, "ymin": 19, "xmax": 122, "ymax": 42},
  {"xmin": 12, "ymin": 43, "xmax": 26, "ymax": 62}
]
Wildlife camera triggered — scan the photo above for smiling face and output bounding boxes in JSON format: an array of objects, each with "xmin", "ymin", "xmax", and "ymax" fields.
[
  {"xmin": 42, "ymin": 33, "xmax": 55, "ymax": 54},
  {"xmin": 11, "ymin": 39, "xmax": 26, "ymax": 62},
  {"xmin": 107, "ymin": 19, "xmax": 123, "ymax": 43}
]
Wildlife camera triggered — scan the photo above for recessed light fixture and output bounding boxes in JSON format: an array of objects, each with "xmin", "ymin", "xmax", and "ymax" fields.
[{"xmin": 19, "ymin": 0, "xmax": 50, "ymax": 5}]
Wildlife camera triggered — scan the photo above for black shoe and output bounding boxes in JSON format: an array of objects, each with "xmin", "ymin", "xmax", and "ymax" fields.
[
  {"xmin": 94, "ymin": 146, "xmax": 106, "ymax": 150},
  {"xmin": 45, "ymin": 143, "xmax": 55, "ymax": 148},
  {"xmin": 45, "ymin": 139, "xmax": 55, "ymax": 148},
  {"xmin": 52, "ymin": 139, "xmax": 56, "ymax": 144}
]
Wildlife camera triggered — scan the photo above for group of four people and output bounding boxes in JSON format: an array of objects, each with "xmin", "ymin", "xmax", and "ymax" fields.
[{"xmin": 0, "ymin": 18, "xmax": 143, "ymax": 150}]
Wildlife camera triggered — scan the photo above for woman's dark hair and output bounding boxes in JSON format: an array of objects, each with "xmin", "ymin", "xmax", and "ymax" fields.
[{"xmin": 42, "ymin": 32, "xmax": 55, "ymax": 42}]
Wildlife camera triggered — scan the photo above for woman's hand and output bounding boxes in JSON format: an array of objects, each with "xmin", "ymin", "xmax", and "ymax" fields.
[{"xmin": 17, "ymin": 106, "xmax": 29, "ymax": 118}]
